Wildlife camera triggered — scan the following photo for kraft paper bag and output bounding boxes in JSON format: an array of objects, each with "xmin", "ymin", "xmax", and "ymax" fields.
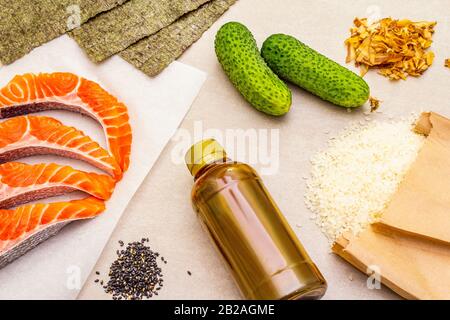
[
  {"xmin": 333, "ymin": 228, "xmax": 450, "ymax": 300},
  {"xmin": 374, "ymin": 112, "xmax": 450, "ymax": 245},
  {"xmin": 334, "ymin": 112, "xmax": 450, "ymax": 299}
]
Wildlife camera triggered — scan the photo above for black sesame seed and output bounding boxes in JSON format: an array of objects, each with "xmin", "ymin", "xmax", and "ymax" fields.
[
  {"xmin": 187, "ymin": 271, "xmax": 192, "ymax": 276},
  {"xmin": 96, "ymin": 239, "xmax": 164, "ymax": 300}
]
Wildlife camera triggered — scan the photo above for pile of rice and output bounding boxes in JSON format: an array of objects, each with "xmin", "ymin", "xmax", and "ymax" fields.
[{"xmin": 305, "ymin": 117, "xmax": 425, "ymax": 242}]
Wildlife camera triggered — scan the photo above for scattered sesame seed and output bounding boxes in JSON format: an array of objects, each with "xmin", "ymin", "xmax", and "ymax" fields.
[{"xmin": 96, "ymin": 240, "xmax": 164, "ymax": 300}]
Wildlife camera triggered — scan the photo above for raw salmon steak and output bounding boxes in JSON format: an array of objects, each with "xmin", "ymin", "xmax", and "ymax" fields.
[
  {"xmin": 0, "ymin": 162, "xmax": 115, "ymax": 209},
  {"xmin": 0, "ymin": 197, "xmax": 105, "ymax": 269},
  {"xmin": 0, "ymin": 72, "xmax": 132, "ymax": 172},
  {"xmin": 0, "ymin": 116, "xmax": 122, "ymax": 180}
]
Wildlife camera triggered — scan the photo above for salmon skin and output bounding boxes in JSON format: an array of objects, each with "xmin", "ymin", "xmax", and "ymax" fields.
[
  {"xmin": 0, "ymin": 197, "xmax": 105, "ymax": 269},
  {"xmin": 0, "ymin": 73, "xmax": 132, "ymax": 172},
  {"xmin": 0, "ymin": 162, "xmax": 115, "ymax": 209},
  {"xmin": 0, "ymin": 116, "xmax": 122, "ymax": 180}
]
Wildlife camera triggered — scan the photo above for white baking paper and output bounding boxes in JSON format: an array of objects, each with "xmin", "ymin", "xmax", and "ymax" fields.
[{"xmin": 0, "ymin": 35, "xmax": 206, "ymax": 299}]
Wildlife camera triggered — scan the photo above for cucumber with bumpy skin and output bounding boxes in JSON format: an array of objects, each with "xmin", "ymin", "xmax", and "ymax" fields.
[
  {"xmin": 261, "ymin": 34, "xmax": 369, "ymax": 108},
  {"xmin": 215, "ymin": 22, "xmax": 292, "ymax": 116}
]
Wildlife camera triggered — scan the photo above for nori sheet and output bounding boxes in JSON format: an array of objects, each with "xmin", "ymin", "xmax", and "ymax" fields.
[
  {"xmin": 0, "ymin": 0, "xmax": 127, "ymax": 65},
  {"xmin": 120, "ymin": 0, "xmax": 236, "ymax": 76},
  {"xmin": 69, "ymin": 0, "xmax": 212, "ymax": 63}
]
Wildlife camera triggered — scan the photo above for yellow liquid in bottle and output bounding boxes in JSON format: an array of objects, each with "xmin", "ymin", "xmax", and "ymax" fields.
[{"xmin": 187, "ymin": 140, "xmax": 327, "ymax": 300}]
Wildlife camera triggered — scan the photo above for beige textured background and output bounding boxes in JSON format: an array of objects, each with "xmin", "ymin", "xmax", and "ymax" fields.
[{"xmin": 79, "ymin": 0, "xmax": 450, "ymax": 299}]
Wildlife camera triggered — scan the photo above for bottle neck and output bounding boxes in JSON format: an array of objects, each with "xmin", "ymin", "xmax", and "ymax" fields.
[{"xmin": 194, "ymin": 158, "xmax": 232, "ymax": 181}]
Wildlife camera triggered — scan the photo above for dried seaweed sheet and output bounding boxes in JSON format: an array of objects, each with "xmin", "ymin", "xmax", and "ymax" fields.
[
  {"xmin": 0, "ymin": 0, "xmax": 127, "ymax": 65},
  {"xmin": 70, "ymin": 0, "xmax": 212, "ymax": 63},
  {"xmin": 120, "ymin": 0, "xmax": 236, "ymax": 77}
]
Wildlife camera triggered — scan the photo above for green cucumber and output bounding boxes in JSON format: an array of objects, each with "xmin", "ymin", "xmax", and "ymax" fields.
[
  {"xmin": 261, "ymin": 34, "xmax": 369, "ymax": 108},
  {"xmin": 215, "ymin": 22, "xmax": 292, "ymax": 116}
]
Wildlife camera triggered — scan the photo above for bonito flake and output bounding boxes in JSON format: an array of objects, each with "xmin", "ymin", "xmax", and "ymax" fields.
[{"xmin": 345, "ymin": 18, "xmax": 436, "ymax": 80}]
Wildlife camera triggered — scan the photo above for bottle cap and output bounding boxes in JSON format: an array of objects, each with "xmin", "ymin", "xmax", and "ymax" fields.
[{"xmin": 185, "ymin": 139, "xmax": 227, "ymax": 176}]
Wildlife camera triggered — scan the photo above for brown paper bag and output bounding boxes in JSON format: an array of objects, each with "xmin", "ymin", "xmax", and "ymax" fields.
[
  {"xmin": 334, "ymin": 112, "xmax": 450, "ymax": 299},
  {"xmin": 333, "ymin": 228, "xmax": 450, "ymax": 300},
  {"xmin": 374, "ymin": 112, "xmax": 450, "ymax": 245}
]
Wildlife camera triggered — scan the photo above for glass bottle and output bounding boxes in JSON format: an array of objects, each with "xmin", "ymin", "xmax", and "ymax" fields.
[{"xmin": 185, "ymin": 139, "xmax": 327, "ymax": 300}]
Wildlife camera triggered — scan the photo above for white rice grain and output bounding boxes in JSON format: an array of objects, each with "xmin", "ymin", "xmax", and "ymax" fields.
[{"xmin": 304, "ymin": 117, "xmax": 425, "ymax": 242}]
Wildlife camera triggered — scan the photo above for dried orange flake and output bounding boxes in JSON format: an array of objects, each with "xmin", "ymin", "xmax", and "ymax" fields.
[
  {"xmin": 345, "ymin": 18, "xmax": 437, "ymax": 80},
  {"xmin": 369, "ymin": 96, "xmax": 381, "ymax": 112},
  {"xmin": 445, "ymin": 59, "xmax": 450, "ymax": 68}
]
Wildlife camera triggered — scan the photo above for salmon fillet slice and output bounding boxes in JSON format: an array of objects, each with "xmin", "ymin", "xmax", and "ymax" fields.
[
  {"xmin": 0, "ymin": 197, "xmax": 105, "ymax": 269},
  {"xmin": 0, "ymin": 116, "xmax": 122, "ymax": 180},
  {"xmin": 0, "ymin": 73, "xmax": 132, "ymax": 172},
  {"xmin": 0, "ymin": 162, "xmax": 115, "ymax": 209}
]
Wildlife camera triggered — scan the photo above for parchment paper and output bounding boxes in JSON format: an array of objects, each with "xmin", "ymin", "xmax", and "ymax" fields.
[
  {"xmin": 80, "ymin": 0, "xmax": 450, "ymax": 300},
  {"xmin": 0, "ymin": 35, "xmax": 206, "ymax": 299}
]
